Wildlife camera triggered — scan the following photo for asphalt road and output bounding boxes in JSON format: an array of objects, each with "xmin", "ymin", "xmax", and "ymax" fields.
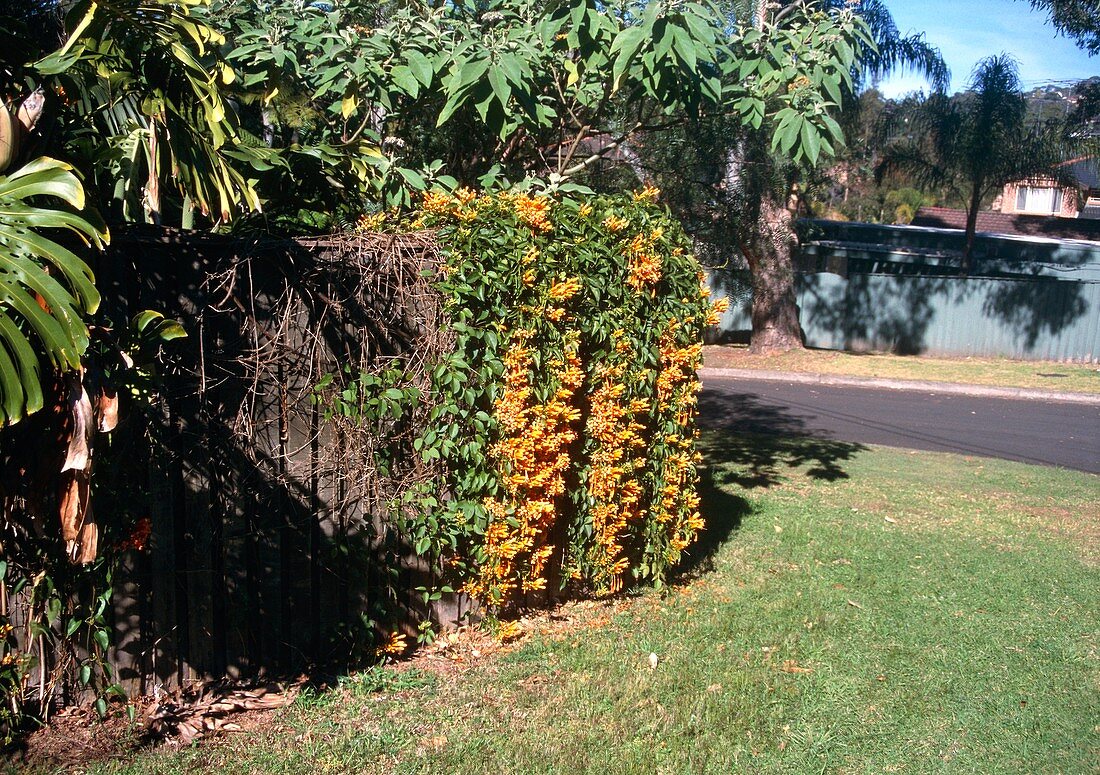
[{"xmin": 700, "ymin": 375, "xmax": 1100, "ymax": 474}]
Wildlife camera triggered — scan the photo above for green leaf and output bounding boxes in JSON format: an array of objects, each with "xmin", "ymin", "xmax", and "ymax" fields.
[
  {"xmin": 405, "ymin": 49, "xmax": 434, "ymax": 87},
  {"xmin": 611, "ymin": 26, "xmax": 647, "ymax": 90},
  {"xmin": 397, "ymin": 167, "xmax": 427, "ymax": 190},
  {"xmin": 341, "ymin": 94, "xmax": 359, "ymax": 119},
  {"xmin": 390, "ymin": 65, "xmax": 420, "ymax": 98},
  {"xmin": 488, "ymin": 67, "xmax": 511, "ymax": 109},
  {"xmin": 453, "ymin": 57, "xmax": 490, "ymax": 92},
  {"xmin": 800, "ymin": 120, "xmax": 821, "ymax": 166}
]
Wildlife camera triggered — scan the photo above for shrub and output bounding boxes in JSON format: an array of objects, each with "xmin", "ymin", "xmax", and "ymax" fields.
[{"xmin": 397, "ymin": 187, "xmax": 726, "ymax": 609}]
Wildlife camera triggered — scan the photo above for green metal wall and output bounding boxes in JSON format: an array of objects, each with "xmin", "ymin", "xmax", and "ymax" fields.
[{"xmin": 708, "ymin": 222, "xmax": 1100, "ymax": 362}]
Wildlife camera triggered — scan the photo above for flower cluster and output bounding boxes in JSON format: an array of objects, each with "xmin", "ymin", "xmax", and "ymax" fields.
[
  {"xmin": 547, "ymin": 277, "xmax": 581, "ymax": 301},
  {"xmin": 375, "ymin": 630, "xmax": 408, "ymax": 656},
  {"xmin": 582, "ymin": 352, "xmax": 648, "ymax": 593},
  {"xmin": 649, "ymin": 318, "xmax": 705, "ymax": 565},
  {"xmin": 355, "ymin": 211, "xmax": 388, "ymax": 231},
  {"xmin": 602, "ymin": 214, "xmax": 629, "ymax": 233},
  {"xmin": 471, "ymin": 334, "xmax": 584, "ymax": 605},
  {"xmin": 512, "ymin": 193, "xmax": 552, "ymax": 232},
  {"xmin": 706, "ymin": 295, "xmax": 730, "ymax": 326},
  {"xmin": 422, "ymin": 190, "xmax": 455, "ymax": 215},
  {"xmin": 624, "ymin": 227, "xmax": 666, "ymax": 292},
  {"xmin": 656, "ymin": 320, "xmax": 702, "ymax": 412}
]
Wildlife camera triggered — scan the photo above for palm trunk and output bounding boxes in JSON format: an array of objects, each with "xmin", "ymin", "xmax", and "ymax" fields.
[{"xmin": 962, "ymin": 183, "xmax": 982, "ymax": 275}]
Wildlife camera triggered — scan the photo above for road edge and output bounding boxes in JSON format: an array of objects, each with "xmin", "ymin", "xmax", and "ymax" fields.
[{"xmin": 699, "ymin": 367, "xmax": 1100, "ymax": 406}]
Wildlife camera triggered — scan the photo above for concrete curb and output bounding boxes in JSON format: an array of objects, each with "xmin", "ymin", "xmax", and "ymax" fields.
[{"xmin": 698, "ymin": 367, "xmax": 1100, "ymax": 406}]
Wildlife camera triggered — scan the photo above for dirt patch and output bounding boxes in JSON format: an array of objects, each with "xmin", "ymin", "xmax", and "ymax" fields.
[
  {"xmin": 6, "ymin": 705, "xmax": 142, "ymax": 772},
  {"xmin": 8, "ymin": 686, "xmax": 295, "ymax": 773},
  {"xmin": 702, "ymin": 344, "xmax": 837, "ymax": 373}
]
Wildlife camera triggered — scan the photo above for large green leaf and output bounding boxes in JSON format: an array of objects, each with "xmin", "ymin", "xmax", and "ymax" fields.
[
  {"xmin": 0, "ymin": 157, "xmax": 107, "ymax": 425},
  {"xmin": 37, "ymin": 0, "xmax": 262, "ymax": 223}
]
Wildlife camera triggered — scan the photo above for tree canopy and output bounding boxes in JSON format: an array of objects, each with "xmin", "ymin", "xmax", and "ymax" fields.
[
  {"xmin": 877, "ymin": 54, "xmax": 1081, "ymax": 268},
  {"xmin": 1025, "ymin": 0, "xmax": 1100, "ymax": 55}
]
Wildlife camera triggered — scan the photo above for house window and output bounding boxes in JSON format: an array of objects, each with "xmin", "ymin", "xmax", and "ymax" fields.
[{"xmin": 1015, "ymin": 185, "xmax": 1064, "ymax": 214}]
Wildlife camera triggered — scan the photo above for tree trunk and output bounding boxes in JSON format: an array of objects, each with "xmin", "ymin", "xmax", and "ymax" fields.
[
  {"xmin": 962, "ymin": 183, "xmax": 982, "ymax": 275},
  {"xmin": 748, "ymin": 192, "xmax": 802, "ymax": 353}
]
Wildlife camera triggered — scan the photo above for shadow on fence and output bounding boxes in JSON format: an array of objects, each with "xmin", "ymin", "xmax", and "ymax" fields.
[
  {"xmin": 708, "ymin": 223, "xmax": 1100, "ymax": 361},
  {"xmin": 797, "ymin": 271, "xmax": 1095, "ymax": 360},
  {"xmin": 86, "ymin": 227, "xmax": 464, "ymax": 695}
]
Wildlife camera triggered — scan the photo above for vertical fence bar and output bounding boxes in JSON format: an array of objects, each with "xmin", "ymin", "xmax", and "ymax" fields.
[
  {"xmin": 278, "ymin": 368, "xmax": 292, "ymax": 668},
  {"xmin": 309, "ymin": 390, "xmax": 322, "ymax": 660},
  {"xmin": 168, "ymin": 412, "xmax": 191, "ymax": 687},
  {"xmin": 244, "ymin": 491, "xmax": 261, "ymax": 673},
  {"xmin": 208, "ymin": 441, "xmax": 227, "ymax": 676}
]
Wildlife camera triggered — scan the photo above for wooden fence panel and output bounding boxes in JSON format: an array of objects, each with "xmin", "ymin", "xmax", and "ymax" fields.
[{"xmin": 86, "ymin": 229, "xmax": 452, "ymax": 694}]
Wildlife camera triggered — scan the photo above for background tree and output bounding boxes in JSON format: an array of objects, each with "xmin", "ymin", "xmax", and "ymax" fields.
[
  {"xmin": 1023, "ymin": 0, "xmax": 1100, "ymax": 55},
  {"xmin": 647, "ymin": 0, "xmax": 944, "ymax": 353},
  {"xmin": 877, "ymin": 54, "xmax": 1078, "ymax": 271}
]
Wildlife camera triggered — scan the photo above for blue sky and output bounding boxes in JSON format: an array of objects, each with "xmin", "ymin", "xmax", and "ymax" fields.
[{"xmin": 875, "ymin": 0, "xmax": 1097, "ymax": 97}]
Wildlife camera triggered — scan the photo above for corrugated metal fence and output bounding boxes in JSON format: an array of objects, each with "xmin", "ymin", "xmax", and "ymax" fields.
[{"xmin": 709, "ymin": 222, "xmax": 1100, "ymax": 362}]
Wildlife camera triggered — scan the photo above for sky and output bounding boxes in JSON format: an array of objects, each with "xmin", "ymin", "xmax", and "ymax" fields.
[{"xmin": 874, "ymin": 0, "xmax": 1098, "ymax": 97}]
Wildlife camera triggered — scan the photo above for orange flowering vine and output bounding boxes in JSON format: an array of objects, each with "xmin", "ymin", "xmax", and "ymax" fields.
[
  {"xmin": 469, "ymin": 333, "xmax": 584, "ymax": 605},
  {"xmin": 414, "ymin": 189, "xmax": 713, "ymax": 610}
]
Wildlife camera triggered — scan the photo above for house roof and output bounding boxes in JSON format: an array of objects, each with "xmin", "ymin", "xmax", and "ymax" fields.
[
  {"xmin": 1063, "ymin": 157, "xmax": 1100, "ymax": 190},
  {"xmin": 910, "ymin": 206, "xmax": 1100, "ymax": 241}
]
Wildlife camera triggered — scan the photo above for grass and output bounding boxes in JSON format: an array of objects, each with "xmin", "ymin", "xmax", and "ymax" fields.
[
  {"xmin": 85, "ymin": 438, "xmax": 1098, "ymax": 774},
  {"xmin": 703, "ymin": 344, "xmax": 1100, "ymax": 394}
]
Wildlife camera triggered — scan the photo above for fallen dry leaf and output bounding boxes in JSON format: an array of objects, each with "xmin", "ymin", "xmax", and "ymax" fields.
[
  {"xmin": 144, "ymin": 680, "xmax": 295, "ymax": 745},
  {"xmin": 780, "ymin": 659, "xmax": 813, "ymax": 675},
  {"xmin": 96, "ymin": 388, "xmax": 119, "ymax": 433}
]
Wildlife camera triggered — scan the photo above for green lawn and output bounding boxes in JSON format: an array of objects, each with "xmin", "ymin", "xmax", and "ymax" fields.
[
  {"xmin": 704, "ymin": 344, "xmax": 1100, "ymax": 394},
  {"xmin": 90, "ymin": 437, "xmax": 1099, "ymax": 774}
]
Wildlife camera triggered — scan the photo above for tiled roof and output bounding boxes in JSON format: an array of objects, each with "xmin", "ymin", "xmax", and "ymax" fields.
[
  {"xmin": 910, "ymin": 207, "xmax": 1100, "ymax": 242},
  {"xmin": 1063, "ymin": 157, "xmax": 1100, "ymax": 190}
]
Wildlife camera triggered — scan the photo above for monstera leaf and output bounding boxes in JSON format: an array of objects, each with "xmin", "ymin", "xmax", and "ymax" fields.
[{"xmin": 0, "ymin": 157, "xmax": 107, "ymax": 425}]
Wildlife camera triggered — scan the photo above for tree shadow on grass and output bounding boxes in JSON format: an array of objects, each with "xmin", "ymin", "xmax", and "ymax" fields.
[
  {"xmin": 674, "ymin": 468, "xmax": 755, "ymax": 578},
  {"xmin": 698, "ymin": 389, "xmax": 867, "ymax": 489},
  {"xmin": 674, "ymin": 388, "xmax": 867, "ymax": 578}
]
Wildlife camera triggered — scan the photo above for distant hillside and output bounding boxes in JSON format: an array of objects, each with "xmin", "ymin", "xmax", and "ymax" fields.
[{"xmin": 1025, "ymin": 76, "xmax": 1100, "ymax": 122}]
